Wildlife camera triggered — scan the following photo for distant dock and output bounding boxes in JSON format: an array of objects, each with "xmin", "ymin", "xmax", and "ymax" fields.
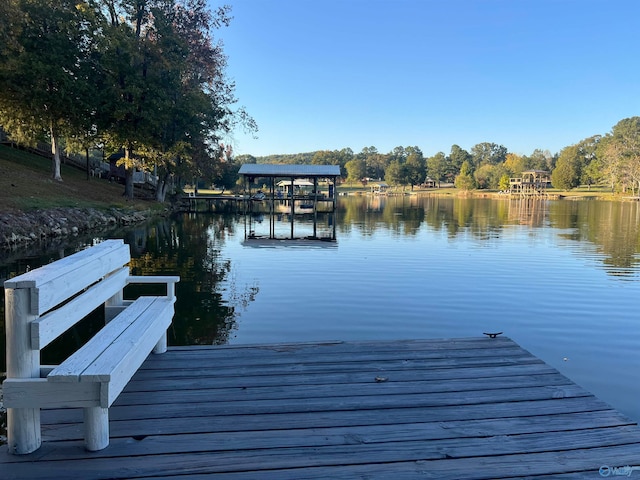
[{"xmin": 2, "ymin": 337, "xmax": 640, "ymax": 479}]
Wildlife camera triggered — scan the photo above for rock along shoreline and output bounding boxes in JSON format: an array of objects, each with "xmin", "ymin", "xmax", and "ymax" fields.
[{"xmin": 0, "ymin": 207, "xmax": 153, "ymax": 250}]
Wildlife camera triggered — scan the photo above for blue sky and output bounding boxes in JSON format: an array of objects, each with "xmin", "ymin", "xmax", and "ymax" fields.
[{"xmin": 219, "ymin": 0, "xmax": 640, "ymax": 158}]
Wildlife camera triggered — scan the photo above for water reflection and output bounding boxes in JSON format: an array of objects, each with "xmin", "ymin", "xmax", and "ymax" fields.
[
  {"xmin": 3, "ymin": 196, "xmax": 640, "ymax": 440},
  {"xmin": 340, "ymin": 196, "xmax": 640, "ymax": 277},
  {"xmin": 123, "ymin": 214, "xmax": 259, "ymax": 346},
  {"xmin": 1, "ymin": 196, "xmax": 640, "ymax": 368}
]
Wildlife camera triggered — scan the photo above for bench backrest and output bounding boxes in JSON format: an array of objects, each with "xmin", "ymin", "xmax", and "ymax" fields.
[{"xmin": 4, "ymin": 239, "xmax": 131, "ymax": 350}]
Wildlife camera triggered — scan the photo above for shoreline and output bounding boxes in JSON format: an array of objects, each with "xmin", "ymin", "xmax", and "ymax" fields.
[{"xmin": 0, "ymin": 206, "xmax": 156, "ymax": 251}]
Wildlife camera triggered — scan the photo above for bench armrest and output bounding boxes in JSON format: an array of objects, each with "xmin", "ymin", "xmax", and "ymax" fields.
[{"xmin": 127, "ymin": 275, "xmax": 180, "ymax": 299}]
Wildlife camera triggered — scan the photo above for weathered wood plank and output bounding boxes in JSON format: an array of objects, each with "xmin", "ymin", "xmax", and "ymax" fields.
[
  {"xmin": 47, "ymin": 298, "xmax": 158, "ymax": 382},
  {"xmin": 39, "ymin": 396, "xmax": 619, "ymax": 443},
  {"xmin": 128, "ymin": 361, "xmax": 558, "ymax": 389},
  {"xmin": 116, "ymin": 373, "xmax": 575, "ymax": 406},
  {"xmin": 3, "ymin": 338, "xmax": 639, "ymax": 480},
  {"xmin": 3, "ymin": 436, "xmax": 640, "ymax": 479},
  {"xmin": 8, "ymin": 411, "xmax": 634, "ymax": 463},
  {"xmin": 135, "ymin": 354, "xmax": 544, "ymax": 381},
  {"xmin": 40, "ymin": 383, "xmax": 592, "ymax": 425},
  {"xmin": 5, "ymin": 239, "xmax": 130, "ymax": 315},
  {"xmin": 139, "ymin": 338, "xmax": 526, "ymax": 370},
  {"xmin": 31, "ymin": 267, "xmax": 129, "ymax": 349},
  {"xmin": 2, "ymin": 378, "xmax": 101, "ymax": 409},
  {"xmin": 165, "ymin": 336, "xmax": 515, "ymax": 355},
  {"xmin": 137, "ymin": 443, "xmax": 640, "ymax": 480}
]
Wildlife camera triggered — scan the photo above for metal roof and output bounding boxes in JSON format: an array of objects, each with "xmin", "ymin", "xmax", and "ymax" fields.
[{"xmin": 238, "ymin": 164, "xmax": 341, "ymax": 178}]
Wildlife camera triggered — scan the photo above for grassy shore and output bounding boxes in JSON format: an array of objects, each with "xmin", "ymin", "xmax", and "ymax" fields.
[{"xmin": 0, "ymin": 145, "xmax": 156, "ymax": 212}]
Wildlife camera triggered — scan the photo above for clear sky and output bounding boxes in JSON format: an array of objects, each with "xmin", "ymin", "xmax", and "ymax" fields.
[{"xmin": 218, "ymin": 0, "xmax": 640, "ymax": 158}]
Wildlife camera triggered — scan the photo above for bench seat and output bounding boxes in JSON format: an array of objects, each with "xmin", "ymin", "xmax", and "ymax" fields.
[{"xmin": 48, "ymin": 296, "xmax": 174, "ymax": 407}]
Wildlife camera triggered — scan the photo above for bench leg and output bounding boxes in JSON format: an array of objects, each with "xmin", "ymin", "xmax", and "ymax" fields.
[
  {"xmin": 153, "ymin": 331, "xmax": 168, "ymax": 354},
  {"xmin": 7, "ymin": 408, "xmax": 41, "ymax": 455},
  {"xmin": 5, "ymin": 286, "xmax": 42, "ymax": 454},
  {"xmin": 84, "ymin": 407, "xmax": 109, "ymax": 451}
]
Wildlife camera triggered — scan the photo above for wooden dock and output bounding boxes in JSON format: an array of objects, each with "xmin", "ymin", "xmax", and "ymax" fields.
[{"xmin": 2, "ymin": 337, "xmax": 640, "ymax": 479}]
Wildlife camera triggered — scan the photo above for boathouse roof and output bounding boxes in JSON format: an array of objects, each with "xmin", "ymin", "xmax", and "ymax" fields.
[{"xmin": 238, "ymin": 164, "xmax": 341, "ymax": 178}]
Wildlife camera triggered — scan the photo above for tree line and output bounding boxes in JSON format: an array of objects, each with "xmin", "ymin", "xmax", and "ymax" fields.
[
  {"xmin": 0, "ymin": 0, "xmax": 255, "ymax": 201},
  {"xmin": 1, "ymin": 2, "xmax": 638, "ymax": 199},
  {"xmin": 240, "ymin": 143, "xmax": 549, "ymax": 191},
  {"xmin": 239, "ymin": 116, "xmax": 640, "ymax": 194}
]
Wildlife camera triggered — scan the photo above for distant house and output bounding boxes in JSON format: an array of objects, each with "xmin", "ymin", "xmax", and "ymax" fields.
[{"xmin": 509, "ymin": 170, "xmax": 550, "ymax": 196}]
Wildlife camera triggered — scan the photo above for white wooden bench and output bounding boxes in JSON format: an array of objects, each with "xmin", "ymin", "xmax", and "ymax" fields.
[{"xmin": 3, "ymin": 239, "xmax": 180, "ymax": 454}]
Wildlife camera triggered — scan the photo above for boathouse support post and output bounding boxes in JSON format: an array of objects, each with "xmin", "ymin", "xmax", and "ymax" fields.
[
  {"xmin": 290, "ymin": 176, "xmax": 294, "ymax": 238},
  {"xmin": 5, "ymin": 286, "xmax": 42, "ymax": 455}
]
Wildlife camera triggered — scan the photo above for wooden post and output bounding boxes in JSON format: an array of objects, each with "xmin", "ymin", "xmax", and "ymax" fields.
[
  {"xmin": 290, "ymin": 177, "xmax": 294, "ymax": 239},
  {"xmin": 104, "ymin": 288, "xmax": 124, "ymax": 323},
  {"xmin": 5, "ymin": 287, "xmax": 42, "ymax": 454},
  {"xmin": 84, "ymin": 407, "xmax": 109, "ymax": 451},
  {"xmin": 153, "ymin": 281, "xmax": 175, "ymax": 354}
]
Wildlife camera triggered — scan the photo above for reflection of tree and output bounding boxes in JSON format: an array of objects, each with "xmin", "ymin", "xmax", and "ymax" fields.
[
  {"xmin": 126, "ymin": 213, "xmax": 259, "ymax": 345},
  {"xmin": 338, "ymin": 195, "xmax": 640, "ymax": 275},
  {"xmin": 337, "ymin": 195, "xmax": 425, "ymax": 237},
  {"xmin": 549, "ymin": 201, "xmax": 640, "ymax": 276},
  {"xmin": 422, "ymin": 197, "xmax": 512, "ymax": 239}
]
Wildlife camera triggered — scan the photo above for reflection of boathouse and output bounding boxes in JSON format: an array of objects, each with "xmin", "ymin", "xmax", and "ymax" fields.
[
  {"xmin": 509, "ymin": 170, "xmax": 550, "ymax": 197},
  {"xmin": 238, "ymin": 164, "xmax": 340, "ymax": 242}
]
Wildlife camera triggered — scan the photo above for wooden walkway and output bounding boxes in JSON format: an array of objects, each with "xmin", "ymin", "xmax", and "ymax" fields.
[{"xmin": 2, "ymin": 337, "xmax": 640, "ymax": 479}]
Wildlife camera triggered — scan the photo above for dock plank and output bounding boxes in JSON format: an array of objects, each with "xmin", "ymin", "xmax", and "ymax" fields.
[{"xmin": 2, "ymin": 337, "xmax": 639, "ymax": 479}]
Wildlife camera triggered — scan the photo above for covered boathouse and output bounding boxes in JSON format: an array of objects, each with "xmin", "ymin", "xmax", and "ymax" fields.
[{"xmin": 238, "ymin": 163, "xmax": 341, "ymax": 243}]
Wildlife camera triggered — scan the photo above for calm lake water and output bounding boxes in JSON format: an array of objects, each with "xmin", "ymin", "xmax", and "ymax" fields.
[{"xmin": 1, "ymin": 195, "xmax": 640, "ymax": 439}]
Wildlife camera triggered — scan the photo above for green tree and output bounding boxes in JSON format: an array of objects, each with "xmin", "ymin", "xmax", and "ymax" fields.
[
  {"xmin": 404, "ymin": 146, "xmax": 425, "ymax": 189},
  {"xmin": 503, "ymin": 153, "xmax": 525, "ymax": 176},
  {"xmin": 551, "ymin": 145, "xmax": 581, "ymax": 190},
  {"xmin": 471, "ymin": 142, "xmax": 507, "ymax": 167},
  {"xmin": 474, "ymin": 164, "xmax": 495, "ymax": 189},
  {"xmin": 607, "ymin": 117, "xmax": 640, "ymax": 195},
  {"xmin": 426, "ymin": 152, "xmax": 446, "ymax": 186},
  {"xmin": 312, "ymin": 149, "xmax": 349, "ymax": 176},
  {"xmin": 388, "ymin": 146, "xmax": 407, "ymax": 164},
  {"xmin": 576, "ymin": 135, "xmax": 601, "ymax": 188},
  {"xmin": 345, "ymin": 158, "xmax": 366, "ymax": 184},
  {"xmin": 0, "ymin": 0, "xmax": 101, "ymax": 181},
  {"xmin": 473, "ymin": 164, "xmax": 507, "ymax": 190},
  {"xmin": 98, "ymin": 0, "xmax": 254, "ymax": 200},
  {"xmin": 597, "ymin": 134, "xmax": 622, "ymax": 192},
  {"xmin": 385, "ymin": 160, "xmax": 405, "ymax": 187},
  {"xmin": 499, "ymin": 173, "xmax": 511, "ymax": 191},
  {"xmin": 358, "ymin": 146, "xmax": 388, "ymax": 180},
  {"xmin": 448, "ymin": 144, "xmax": 472, "ymax": 179},
  {"xmin": 455, "ymin": 161, "xmax": 475, "ymax": 190},
  {"xmin": 526, "ymin": 149, "xmax": 554, "ymax": 171}
]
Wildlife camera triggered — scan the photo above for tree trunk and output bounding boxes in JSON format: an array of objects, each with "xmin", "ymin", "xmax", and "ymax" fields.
[
  {"xmin": 50, "ymin": 125, "xmax": 62, "ymax": 182},
  {"xmin": 155, "ymin": 171, "xmax": 171, "ymax": 202},
  {"xmin": 123, "ymin": 147, "xmax": 135, "ymax": 199},
  {"xmin": 86, "ymin": 147, "xmax": 90, "ymax": 180}
]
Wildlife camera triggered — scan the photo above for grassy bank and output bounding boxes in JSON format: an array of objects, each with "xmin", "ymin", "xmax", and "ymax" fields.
[{"xmin": 0, "ymin": 145, "xmax": 155, "ymax": 212}]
